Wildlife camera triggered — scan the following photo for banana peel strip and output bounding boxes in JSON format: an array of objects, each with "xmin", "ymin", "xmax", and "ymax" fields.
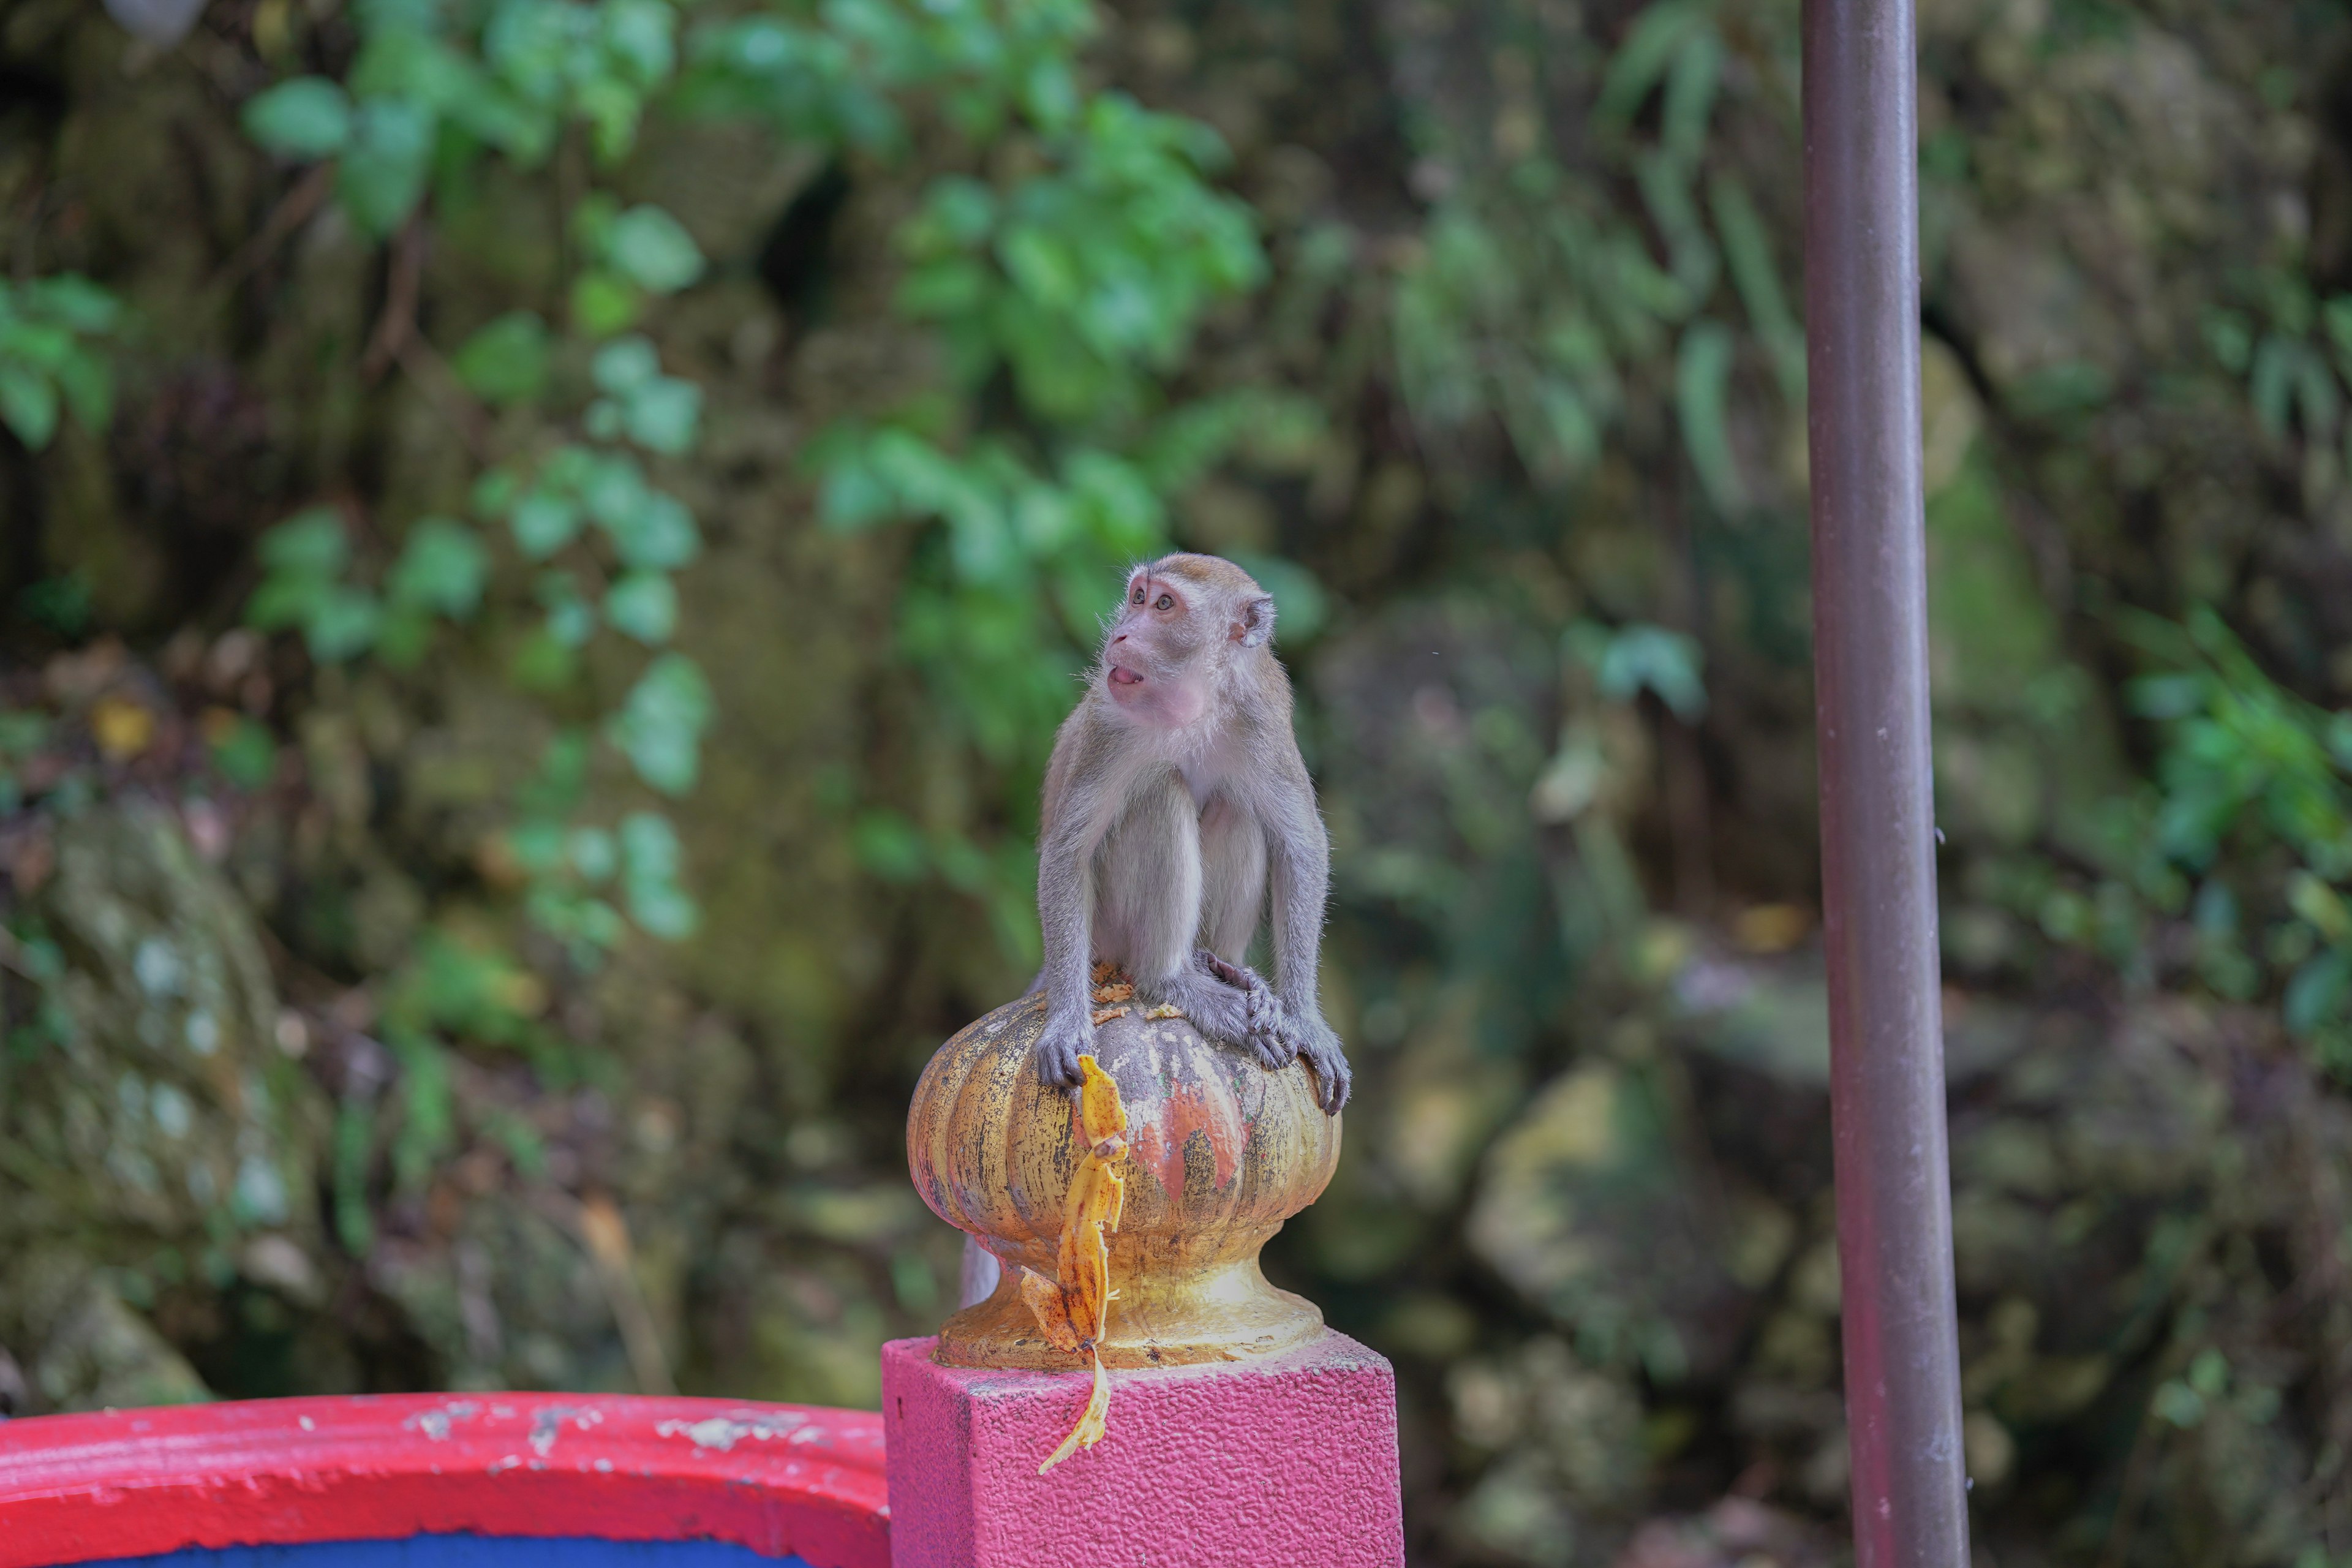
[{"xmin": 1031, "ymin": 1054, "xmax": 1129, "ymax": 1473}]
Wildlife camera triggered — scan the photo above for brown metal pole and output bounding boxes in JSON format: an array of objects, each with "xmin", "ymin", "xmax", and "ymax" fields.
[{"xmin": 1801, "ymin": 0, "xmax": 1970, "ymax": 1563}]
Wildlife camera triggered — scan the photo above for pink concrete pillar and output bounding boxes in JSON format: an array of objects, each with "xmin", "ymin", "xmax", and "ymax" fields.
[{"xmin": 881, "ymin": 1331, "xmax": 1404, "ymax": 1568}]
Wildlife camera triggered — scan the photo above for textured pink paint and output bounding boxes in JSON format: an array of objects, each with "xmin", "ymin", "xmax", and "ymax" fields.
[{"xmin": 881, "ymin": 1331, "xmax": 1404, "ymax": 1568}]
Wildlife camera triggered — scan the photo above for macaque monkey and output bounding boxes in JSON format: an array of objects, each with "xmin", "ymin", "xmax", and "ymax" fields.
[{"xmin": 1031, "ymin": 553, "xmax": 1351, "ymax": 1114}]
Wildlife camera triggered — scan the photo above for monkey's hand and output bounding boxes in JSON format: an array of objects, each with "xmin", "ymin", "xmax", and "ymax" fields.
[
  {"xmin": 1194, "ymin": 951, "xmax": 1292, "ymax": 1071},
  {"xmin": 1033, "ymin": 1008, "xmax": 1093, "ymax": 1095},
  {"xmin": 1282, "ymin": 1009, "xmax": 1352, "ymax": 1115}
]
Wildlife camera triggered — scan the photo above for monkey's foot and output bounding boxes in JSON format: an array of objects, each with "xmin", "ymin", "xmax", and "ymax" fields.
[
  {"xmin": 1277, "ymin": 1012, "xmax": 1352, "ymax": 1115},
  {"xmin": 1033, "ymin": 1010, "xmax": 1093, "ymax": 1094},
  {"xmin": 1190, "ymin": 952, "xmax": 1294, "ymax": 1071},
  {"xmin": 1140, "ymin": 963, "xmax": 1278, "ymax": 1070}
]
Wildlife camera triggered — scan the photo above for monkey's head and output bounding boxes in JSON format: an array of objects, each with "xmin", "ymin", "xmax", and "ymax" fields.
[{"xmin": 1098, "ymin": 553, "xmax": 1276, "ymax": 730}]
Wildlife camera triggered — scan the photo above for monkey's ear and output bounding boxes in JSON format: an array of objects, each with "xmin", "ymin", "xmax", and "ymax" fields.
[{"xmin": 1235, "ymin": 594, "xmax": 1276, "ymax": 648}]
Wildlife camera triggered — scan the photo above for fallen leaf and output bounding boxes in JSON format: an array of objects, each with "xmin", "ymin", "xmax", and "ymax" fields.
[{"xmin": 90, "ymin": 696, "xmax": 156, "ymax": 760}]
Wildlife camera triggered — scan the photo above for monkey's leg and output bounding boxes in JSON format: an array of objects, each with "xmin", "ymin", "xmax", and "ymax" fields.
[
  {"xmin": 1188, "ymin": 795, "xmax": 1294, "ymax": 1065},
  {"xmin": 1195, "ymin": 793, "xmax": 1267, "ymax": 963},
  {"xmin": 1095, "ymin": 768, "xmax": 1203, "ymax": 1000},
  {"xmin": 1098, "ymin": 776, "xmax": 1276, "ymax": 1061}
]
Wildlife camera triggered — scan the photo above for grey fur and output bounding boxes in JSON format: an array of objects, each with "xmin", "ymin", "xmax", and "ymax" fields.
[{"xmin": 1030, "ymin": 554, "xmax": 1352, "ymax": 1113}]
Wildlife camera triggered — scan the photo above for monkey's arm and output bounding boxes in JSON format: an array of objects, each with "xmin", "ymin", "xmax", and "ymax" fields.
[
  {"xmin": 1261, "ymin": 769, "xmax": 1351, "ymax": 1114},
  {"xmin": 1032, "ymin": 739, "xmax": 1116, "ymax": 1092}
]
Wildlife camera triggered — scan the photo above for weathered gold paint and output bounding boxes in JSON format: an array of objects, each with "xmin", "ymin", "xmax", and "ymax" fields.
[{"xmin": 908, "ymin": 992, "xmax": 1341, "ymax": 1370}]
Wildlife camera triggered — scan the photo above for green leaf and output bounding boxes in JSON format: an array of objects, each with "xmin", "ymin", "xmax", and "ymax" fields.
[
  {"xmin": 604, "ymin": 571, "xmax": 677, "ymax": 644},
  {"xmin": 606, "ymin": 653, "xmax": 714, "ymax": 796},
  {"xmin": 243, "ymin": 78, "xmax": 356, "ymax": 158},
  {"xmin": 18, "ymin": 574, "xmax": 91, "ymax": 638},
  {"xmin": 208, "ymin": 717, "xmax": 278, "ymax": 790},
  {"xmin": 851, "ymin": 810, "xmax": 927, "ymax": 883},
  {"xmin": 571, "ymin": 270, "xmax": 643, "ymax": 337},
  {"xmin": 1577, "ymin": 620, "xmax": 1708, "ymax": 719},
  {"xmin": 30, "ymin": 275, "xmax": 121, "ymax": 335},
  {"xmin": 386, "ymin": 517, "xmax": 491, "ymax": 619},
  {"xmin": 305, "ymin": 585, "xmax": 383, "ymax": 662},
  {"xmin": 623, "ymin": 379, "xmax": 700, "ymax": 454},
  {"xmin": 337, "ymin": 98, "xmax": 435, "ymax": 236},
  {"xmin": 537, "ymin": 571, "xmax": 598, "ymax": 647},
  {"xmin": 603, "ymin": 490, "xmax": 699, "ymax": 570},
  {"xmin": 510, "ymin": 493, "xmax": 581, "ymax": 559},
  {"xmin": 373, "ymin": 606, "xmax": 435, "ymax": 668},
  {"xmin": 619, "ymin": 810, "xmax": 697, "ymax": 938},
  {"xmin": 603, "ymin": 206, "xmax": 704, "ymax": 294},
  {"xmin": 510, "ymin": 627, "xmax": 576, "ymax": 691},
  {"xmin": 6, "ymin": 321, "xmax": 83, "ymax": 372},
  {"xmin": 998, "ymin": 226, "xmax": 1079, "ymax": 309},
  {"xmin": 352, "ymin": 28, "xmax": 477, "ymax": 113},
  {"xmin": 602, "ymin": 0, "xmax": 677, "ymax": 82},
  {"xmin": 452, "ymin": 312, "xmax": 551, "ymax": 405},
  {"xmin": 1596, "ymin": 0, "xmax": 1705, "ymax": 129},
  {"xmin": 1659, "ymin": 28, "xmax": 1722, "ymax": 169},
  {"xmin": 260, "ymin": 508, "xmax": 352, "ymax": 578},
  {"xmin": 567, "ymin": 827, "xmax": 618, "ymax": 884},
  {"xmin": 246, "ymin": 571, "xmax": 329, "ymax": 631},
  {"xmin": 592, "ymin": 336, "xmax": 661, "ymax": 393},
  {"xmin": 2286, "ymin": 950, "xmax": 2352, "ymax": 1036},
  {"xmin": 0, "ymin": 365, "xmax": 59, "ymax": 450},
  {"xmin": 1675, "ymin": 319, "xmax": 1744, "ymax": 514}
]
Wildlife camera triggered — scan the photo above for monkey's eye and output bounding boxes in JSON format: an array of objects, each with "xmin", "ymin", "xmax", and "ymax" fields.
[
  {"xmin": 1155, "ymin": 594, "xmax": 1174, "ymax": 611},
  {"xmin": 1131, "ymin": 587, "xmax": 1144, "ymax": 605}
]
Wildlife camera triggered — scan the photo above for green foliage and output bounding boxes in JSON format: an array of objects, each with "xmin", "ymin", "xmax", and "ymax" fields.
[
  {"xmin": 573, "ymin": 198, "xmax": 706, "ymax": 334},
  {"xmin": 247, "ymin": 508, "xmax": 491, "ymax": 666},
  {"xmin": 799, "ymin": 77, "xmax": 1277, "ymax": 937},
  {"xmin": 222, "ymin": 0, "xmax": 1287, "ymax": 987},
  {"xmin": 587, "ymin": 335, "xmax": 701, "ymax": 454},
  {"xmin": 235, "ymin": 0, "xmax": 724, "ymax": 1019},
  {"xmin": 1389, "ymin": 4, "xmax": 1793, "ymax": 508},
  {"xmin": 1569, "ymin": 622, "xmax": 1708, "ymax": 722},
  {"xmin": 617, "ymin": 810, "xmax": 697, "ymax": 938},
  {"xmin": 606, "ymin": 652, "xmax": 714, "ymax": 797},
  {"xmin": 241, "ymin": 78, "xmax": 356, "ymax": 159},
  {"xmin": 244, "ymin": 0, "xmax": 693, "ymax": 237},
  {"xmin": 2127, "ymin": 611, "xmax": 2352, "ymax": 1069},
  {"xmin": 206, "ymin": 717, "xmax": 278, "ymax": 790},
  {"xmin": 894, "ymin": 95, "xmax": 1262, "ymax": 423},
  {"xmin": 0, "ymin": 274, "xmax": 123, "ymax": 450},
  {"xmin": 678, "ymin": 0, "xmax": 1097, "ymax": 150},
  {"xmin": 451, "ymin": 311, "xmax": 552, "ymax": 405}
]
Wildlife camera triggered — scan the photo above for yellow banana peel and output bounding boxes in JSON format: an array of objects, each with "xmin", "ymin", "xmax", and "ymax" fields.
[{"xmin": 1030, "ymin": 1052, "xmax": 1128, "ymax": 1473}]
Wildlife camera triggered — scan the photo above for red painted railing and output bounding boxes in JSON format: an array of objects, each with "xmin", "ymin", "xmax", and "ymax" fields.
[{"xmin": 0, "ymin": 1393, "xmax": 890, "ymax": 1568}]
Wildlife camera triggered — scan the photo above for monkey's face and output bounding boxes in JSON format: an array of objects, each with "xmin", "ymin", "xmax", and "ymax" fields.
[{"xmin": 1100, "ymin": 570, "xmax": 1213, "ymax": 728}]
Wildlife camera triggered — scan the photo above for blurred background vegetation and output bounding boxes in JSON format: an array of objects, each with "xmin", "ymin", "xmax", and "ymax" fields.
[{"xmin": 3, "ymin": 0, "xmax": 2351, "ymax": 1560}]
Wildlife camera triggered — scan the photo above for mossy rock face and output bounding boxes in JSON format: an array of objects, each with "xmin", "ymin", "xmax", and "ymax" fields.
[
  {"xmin": 4, "ymin": 803, "xmax": 326, "ymax": 1267},
  {"xmin": 2, "ymin": 1250, "xmax": 211, "ymax": 1415}
]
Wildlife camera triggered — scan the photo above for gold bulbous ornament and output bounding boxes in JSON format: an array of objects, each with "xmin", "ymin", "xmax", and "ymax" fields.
[{"xmin": 908, "ymin": 990, "xmax": 1341, "ymax": 1369}]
